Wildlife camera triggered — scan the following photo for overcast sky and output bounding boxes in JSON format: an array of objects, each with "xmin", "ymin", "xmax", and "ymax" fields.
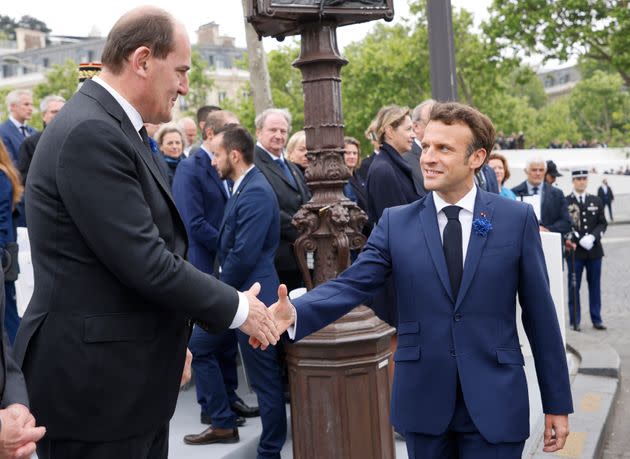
[{"xmin": 2, "ymin": 0, "xmax": 493, "ymax": 51}]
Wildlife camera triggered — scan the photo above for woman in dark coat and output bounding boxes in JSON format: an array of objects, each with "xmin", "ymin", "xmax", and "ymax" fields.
[
  {"xmin": 343, "ymin": 136, "xmax": 368, "ymax": 215},
  {"xmin": 365, "ymin": 105, "xmax": 423, "ymax": 328},
  {"xmin": 155, "ymin": 123, "xmax": 186, "ymax": 186}
]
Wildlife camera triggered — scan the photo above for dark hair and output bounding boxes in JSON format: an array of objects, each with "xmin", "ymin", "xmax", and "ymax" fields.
[
  {"xmin": 488, "ymin": 152, "xmax": 511, "ymax": 184},
  {"xmin": 101, "ymin": 8, "xmax": 175, "ymax": 75},
  {"xmin": 205, "ymin": 110, "xmax": 238, "ymax": 136},
  {"xmin": 197, "ymin": 105, "xmax": 222, "ymax": 125},
  {"xmin": 219, "ymin": 126, "xmax": 254, "ymax": 164},
  {"xmin": 429, "ymin": 102, "xmax": 495, "ymax": 166}
]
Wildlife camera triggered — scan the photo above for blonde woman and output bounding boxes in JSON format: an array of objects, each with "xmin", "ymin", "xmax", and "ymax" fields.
[
  {"xmin": 286, "ymin": 130, "xmax": 308, "ymax": 173},
  {"xmin": 0, "ymin": 140, "xmax": 24, "ymax": 343},
  {"xmin": 155, "ymin": 123, "xmax": 186, "ymax": 185}
]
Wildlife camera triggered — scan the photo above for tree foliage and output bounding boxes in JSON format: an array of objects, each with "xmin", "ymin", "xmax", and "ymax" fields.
[
  {"xmin": 0, "ymin": 15, "xmax": 50, "ymax": 40},
  {"xmin": 184, "ymin": 49, "xmax": 214, "ymax": 117},
  {"xmin": 484, "ymin": 0, "xmax": 630, "ymax": 87}
]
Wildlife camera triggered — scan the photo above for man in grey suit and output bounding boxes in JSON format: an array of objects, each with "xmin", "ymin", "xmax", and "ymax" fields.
[
  {"xmin": 403, "ymin": 99, "xmax": 434, "ymax": 197},
  {"xmin": 0, "ymin": 271, "xmax": 46, "ymax": 458},
  {"xmin": 13, "ymin": 7, "xmax": 278, "ymax": 459}
]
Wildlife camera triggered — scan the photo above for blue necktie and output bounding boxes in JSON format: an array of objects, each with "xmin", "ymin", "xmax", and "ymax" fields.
[
  {"xmin": 276, "ymin": 158, "xmax": 297, "ymax": 188},
  {"xmin": 19, "ymin": 125, "xmax": 28, "ymax": 138},
  {"xmin": 443, "ymin": 205, "xmax": 463, "ymax": 300}
]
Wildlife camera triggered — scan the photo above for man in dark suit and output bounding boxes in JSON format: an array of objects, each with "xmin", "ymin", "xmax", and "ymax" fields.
[
  {"xmin": 17, "ymin": 95, "xmax": 65, "ymax": 186},
  {"xmin": 175, "ymin": 110, "xmax": 259, "ymax": 441},
  {"xmin": 566, "ymin": 169, "xmax": 608, "ymax": 331},
  {"xmin": 403, "ymin": 99, "xmax": 434, "ymax": 197},
  {"xmin": 254, "ymin": 108, "xmax": 310, "ymax": 291},
  {"xmin": 0, "ymin": 271, "xmax": 46, "ymax": 458},
  {"xmin": 597, "ymin": 178, "xmax": 614, "ymax": 221},
  {"xmin": 0, "ymin": 90, "xmax": 36, "ymax": 164},
  {"xmin": 12, "ymin": 8, "xmax": 278, "ymax": 459},
  {"xmin": 260, "ymin": 102, "xmax": 572, "ymax": 458},
  {"xmin": 512, "ymin": 158, "xmax": 571, "ymax": 235},
  {"xmin": 188, "ymin": 125, "xmax": 287, "ymax": 456}
]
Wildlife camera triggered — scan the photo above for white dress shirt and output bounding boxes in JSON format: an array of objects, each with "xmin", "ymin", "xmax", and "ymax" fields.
[
  {"xmin": 92, "ymin": 76, "xmax": 249, "ymax": 329},
  {"xmin": 433, "ymin": 185, "xmax": 477, "ymax": 267},
  {"xmin": 232, "ymin": 165, "xmax": 256, "ymax": 195}
]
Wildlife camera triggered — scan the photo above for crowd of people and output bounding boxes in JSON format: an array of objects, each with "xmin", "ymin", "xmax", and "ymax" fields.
[{"xmin": 0, "ymin": 5, "xmax": 619, "ymax": 459}]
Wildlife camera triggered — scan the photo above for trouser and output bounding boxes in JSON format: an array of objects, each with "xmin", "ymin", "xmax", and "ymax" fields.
[{"xmin": 567, "ymin": 257, "xmax": 603, "ymax": 326}]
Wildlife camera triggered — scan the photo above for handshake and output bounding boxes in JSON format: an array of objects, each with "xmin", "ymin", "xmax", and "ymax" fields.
[{"xmin": 239, "ymin": 283, "xmax": 297, "ymax": 350}]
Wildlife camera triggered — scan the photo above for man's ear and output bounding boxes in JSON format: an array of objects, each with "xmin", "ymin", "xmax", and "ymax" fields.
[
  {"xmin": 470, "ymin": 148, "xmax": 486, "ymax": 170},
  {"xmin": 130, "ymin": 46, "xmax": 152, "ymax": 76}
]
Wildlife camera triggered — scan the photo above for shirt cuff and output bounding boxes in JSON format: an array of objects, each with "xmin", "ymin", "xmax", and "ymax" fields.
[
  {"xmin": 287, "ymin": 311, "xmax": 297, "ymax": 340},
  {"xmin": 229, "ymin": 291, "xmax": 249, "ymax": 329}
]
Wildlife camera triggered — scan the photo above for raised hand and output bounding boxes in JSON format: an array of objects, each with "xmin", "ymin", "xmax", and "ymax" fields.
[
  {"xmin": 542, "ymin": 414, "xmax": 569, "ymax": 452},
  {"xmin": 0, "ymin": 404, "xmax": 46, "ymax": 459},
  {"xmin": 249, "ymin": 284, "xmax": 295, "ymax": 349},
  {"xmin": 239, "ymin": 282, "xmax": 279, "ymax": 350}
]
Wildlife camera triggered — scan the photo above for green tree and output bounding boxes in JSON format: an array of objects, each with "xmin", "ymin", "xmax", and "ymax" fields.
[
  {"xmin": 484, "ymin": 0, "xmax": 630, "ymax": 87},
  {"xmin": 184, "ymin": 49, "xmax": 214, "ymax": 116},
  {"xmin": 30, "ymin": 59, "xmax": 78, "ymax": 130},
  {"xmin": 568, "ymin": 70, "xmax": 630, "ymax": 146},
  {"xmin": 528, "ymin": 97, "xmax": 580, "ymax": 148}
]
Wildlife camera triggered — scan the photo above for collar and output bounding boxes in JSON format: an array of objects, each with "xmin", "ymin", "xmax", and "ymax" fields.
[
  {"xmin": 257, "ymin": 141, "xmax": 285, "ymax": 162},
  {"xmin": 573, "ymin": 191, "xmax": 587, "ymax": 200},
  {"xmin": 92, "ymin": 76, "xmax": 144, "ymax": 133},
  {"xmin": 9, "ymin": 116, "xmax": 25, "ymax": 130},
  {"xmin": 433, "ymin": 185, "xmax": 477, "ymax": 216},
  {"xmin": 526, "ymin": 181, "xmax": 544, "ymax": 193},
  {"xmin": 199, "ymin": 144, "xmax": 214, "ymax": 161},
  {"xmin": 414, "ymin": 138, "xmax": 422, "ymax": 148},
  {"xmin": 232, "ymin": 165, "xmax": 256, "ymax": 194}
]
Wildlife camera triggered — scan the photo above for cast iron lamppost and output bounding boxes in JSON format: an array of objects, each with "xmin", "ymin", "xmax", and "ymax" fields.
[{"xmin": 246, "ymin": 1, "xmax": 396, "ymax": 457}]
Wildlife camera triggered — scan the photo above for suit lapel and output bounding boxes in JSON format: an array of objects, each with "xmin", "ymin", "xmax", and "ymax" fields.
[
  {"xmin": 219, "ymin": 168, "xmax": 258, "ymax": 240},
  {"xmin": 455, "ymin": 190, "xmax": 494, "ymax": 311},
  {"xmin": 257, "ymin": 147, "xmax": 298, "ymax": 191},
  {"xmin": 419, "ymin": 193, "xmax": 454, "ymax": 303}
]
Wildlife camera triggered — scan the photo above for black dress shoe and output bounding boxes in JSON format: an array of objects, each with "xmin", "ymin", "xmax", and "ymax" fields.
[
  {"xmin": 570, "ymin": 324, "xmax": 581, "ymax": 332},
  {"xmin": 593, "ymin": 323, "xmax": 607, "ymax": 330},
  {"xmin": 231, "ymin": 400, "xmax": 260, "ymax": 418},
  {"xmin": 200, "ymin": 413, "xmax": 245, "ymax": 427},
  {"xmin": 184, "ymin": 427, "xmax": 239, "ymax": 445}
]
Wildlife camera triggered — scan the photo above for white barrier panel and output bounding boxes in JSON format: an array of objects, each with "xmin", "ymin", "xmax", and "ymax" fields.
[{"xmin": 517, "ymin": 231, "xmax": 566, "ymax": 356}]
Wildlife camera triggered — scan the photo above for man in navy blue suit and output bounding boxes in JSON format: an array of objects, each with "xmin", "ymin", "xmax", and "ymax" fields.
[
  {"xmin": 175, "ymin": 110, "xmax": 259, "ymax": 446},
  {"xmin": 512, "ymin": 158, "xmax": 571, "ymax": 235},
  {"xmin": 258, "ymin": 103, "xmax": 573, "ymax": 458},
  {"xmin": 211, "ymin": 125, "xmax": 286, "ymax": 457},
  {"xmin": 0, "ymin": 90, "xmax": 37, "ymax": 164}
]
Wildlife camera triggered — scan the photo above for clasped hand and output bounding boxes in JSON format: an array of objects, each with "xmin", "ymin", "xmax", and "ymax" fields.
[
  {"xmin": 0, "ymin": 404, "xmax": 46, "ymax": 459},
  {"xmin": 249, "ymin": 284, "xmax": 295, "ymax": 349}
]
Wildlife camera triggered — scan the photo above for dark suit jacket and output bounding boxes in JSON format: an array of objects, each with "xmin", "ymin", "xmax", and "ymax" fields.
[
  {"xmin": 0, "ymin": 120, "xmax": 36, "ymax": 163},
  {"xmin": 481, "ymin": 165, "xmax": 500, "ymax": 194},
  {"xmin": 172, "ymin": 147, "xmax": 228, "ymax": 274},
  {"xmin": 0, "ymin": 272, "xmax": 28, "ymax": 408},
  {"xmin": 254, "ymin": 145, "xmax": 310, "ymax": 274},
  {"xmin": 356, "ymin": 151, "xmax": 377, "ymax": 183},
  {"xmin": 218, "ymin": 168, "xmax": 280, "ymax": 305},
  {"xmin": 402, "ymin": 141, "xmax": 426, "ymax": 197},
  {"xmin": 566, "ymin": 193, "xmax": 607, "ymax": 260},
  {"xmin": 597, "ymin": 186, "xmax": 614, "ymax": 204},
  {"xmin": 366, "ymin": 142, "xmax": 423, "ymax": 225},
  {"xmin": 512, "ymin": 181, "xmax": 571, "ymax": 234},
  {"xmin": 13, "ymin": 79, "xmax": 239, "ymax": 442},
  {"xmin": 17, "ymin": 130, "xmax": 41, "ymax": 185},
  {"xmin": 293, "ymin": 189, "xmax": 573, "ymax": 442}
]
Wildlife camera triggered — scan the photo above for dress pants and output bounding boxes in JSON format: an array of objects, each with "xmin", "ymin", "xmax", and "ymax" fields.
[
  {"xmin": 567, "ymin": 257, "xmax": 603, "ymax": 327},
  {"xmin": 237, "ymin": 330, "xmax": 287, "ymax": 459},
  {"xmin": 188, "ymin": 326, "xmax": 239, "ymax": 428},
  {"xmin": 405, "ymin": 380, "xmax": 525, "ymax": 459},
  {"xmin": 3, "ymin": 281, "xmax": 19, "ymax": 344},
  {"xmin": 37, "ymin": 422, "xmax": 169, "ymax": 459}
]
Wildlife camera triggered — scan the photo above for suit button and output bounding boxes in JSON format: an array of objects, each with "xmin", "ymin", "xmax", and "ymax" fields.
[
  {"xmin": 450, "ymin": 350, "xmax": 456, "ymax": 356},
  {"xmin": 454, "ymin": 314, "xmax": 462, "ymax": 322}
]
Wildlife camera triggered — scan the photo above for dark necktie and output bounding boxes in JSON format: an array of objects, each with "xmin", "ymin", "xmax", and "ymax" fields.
[
  {"xmin": 443, "ymin": 205, "xmax": 463, "ymax": 300},
  {"xmin": 532, "ymin": 186, "xmax": 539, "ymax": 195},
  {"xmin": 225, "ymin": 178, "xmax": 234, "ymax": 196},
  {"xmin": 579, "ymin": 195, "xmax": 584, "ymax": 205},
  {"xmin": 276, "ymin": 158, "xmax": 297, "ymax": 188},
  {"xmin": 19, "ymin": 125, "xmax": 28, "ymax": 138}
]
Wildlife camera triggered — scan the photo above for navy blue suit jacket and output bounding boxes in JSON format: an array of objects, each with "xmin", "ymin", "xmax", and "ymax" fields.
[
  {"xmin": 218, "ymin": 168, "xmax": 280, "ymax": 305},
  {"xmin": 172, "ymin": 147, "xmax": 228, "ymax": 274},
  {"xmin": 481, "ymin": 165, "xmax": 499, "ymax": 194},
  {"xmin": 0, "ymin": 120, "xmax": 36, "ymax": 163},
  {"xmin": 512, "ymin": 181, "xmax": 571, "ymax": 234},
  {"xmin": 293, "ymin": 189, "xmax": 573, "ymax": 443}
]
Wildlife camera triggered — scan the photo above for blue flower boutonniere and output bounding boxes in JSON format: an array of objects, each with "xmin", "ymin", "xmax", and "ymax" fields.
[{"xmin": 472, "ymin": 212, "xmax": 492, "ymax": 237}]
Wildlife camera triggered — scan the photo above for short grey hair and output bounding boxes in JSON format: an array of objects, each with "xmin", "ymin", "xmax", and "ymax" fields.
[
  {"xmin": 40, "ymin": 95, "xmax": 66, "ymax": 113},
  {"xmin": 255, "ymin": 108, "xmax": 292, "ymax": 132},
  {"xmin": 411, "ymin": 99, "xmax": 436, "ymax": 123},
  {"xmin": 6, "ymin": 89, "xmax": 33, "ymax": 111},
  {"xmin": 525, "ymin": 157, "xmax": 547, "ymax": 171},
  {"xmin": 177, "ymin": 116, "xmax": 196, "ymax": 129}
]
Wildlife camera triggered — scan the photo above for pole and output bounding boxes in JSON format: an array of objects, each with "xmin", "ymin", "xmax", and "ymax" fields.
[{"xmin": 570, "ymin": 248, "xmax": 579, "ymax": 331}]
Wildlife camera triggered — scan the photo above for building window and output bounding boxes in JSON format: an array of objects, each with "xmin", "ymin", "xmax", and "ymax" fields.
[
  {"xmin": 208, "ymin": 55, "xmax": 214, "ymax": 67},
  {"xmin": 42, "ymin": 58, "xmax": 49, "ymax": 68},
  {"xmin": 87, "ymin": 50, "xmax": 95, "ymax": 62},
  {"xmin": 218, "ymin": 91, "xmax": 227, "ymax": 103}
]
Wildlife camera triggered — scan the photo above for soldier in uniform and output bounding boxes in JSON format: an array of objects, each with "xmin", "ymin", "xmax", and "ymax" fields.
[{"xmin": 565, "ymin": 169, "xmax": 607, "ymax": 331}]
